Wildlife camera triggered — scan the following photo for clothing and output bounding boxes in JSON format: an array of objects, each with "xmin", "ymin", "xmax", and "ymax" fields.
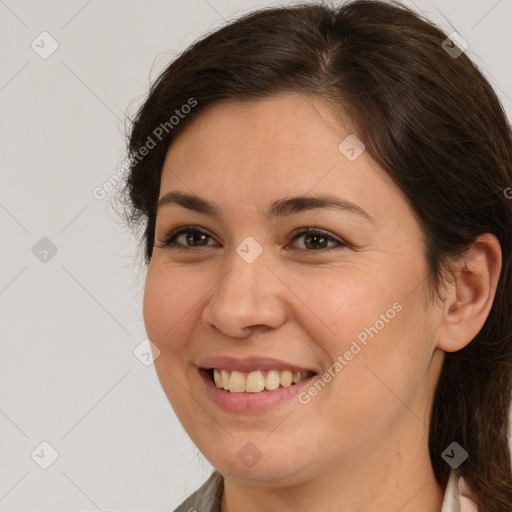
[
  {"xmin": 172, "ymin": 469, "xmax": 478, "ymax": 512},
  {"xmin": 441, "ymin": 470, "xmax": 479, "ymax": 512},
  {"xmin": 173, "ymin": 471, "xmax": 223, "ymax": 512}
]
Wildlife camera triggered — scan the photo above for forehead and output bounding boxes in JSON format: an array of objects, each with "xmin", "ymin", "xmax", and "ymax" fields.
[
  {"xmin": 167, "ymin": 94, "xmax": 351, "ymax": 161},
  {"xmin": 164, "ymin": 95, "xmax": 383, "ymax": 174},
  {"xmin": 159, "ymin": 93, "xmax": 407, "ymax": 226}
]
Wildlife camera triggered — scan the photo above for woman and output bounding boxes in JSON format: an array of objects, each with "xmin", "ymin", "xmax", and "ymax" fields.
[{"xmin": 119, "ymin": 1, "xmax": 512, "ymax": 510}]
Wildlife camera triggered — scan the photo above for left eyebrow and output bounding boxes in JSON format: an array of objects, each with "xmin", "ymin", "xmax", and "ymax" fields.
[
  {"xmin": 157, "ymin": 191, "xmax": 374, "ymax": 224},
  {"xmin": 267, "ymin": 194, "xmax": 374, "ymax": 223}
]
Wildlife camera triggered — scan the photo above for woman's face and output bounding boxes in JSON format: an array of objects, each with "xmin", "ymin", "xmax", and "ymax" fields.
[{"xmin": 143, "ymin": 93, "xmax": 445, "ymax": 486}]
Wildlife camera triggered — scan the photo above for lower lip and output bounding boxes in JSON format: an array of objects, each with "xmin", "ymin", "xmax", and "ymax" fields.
[{"xmin": 199, "ymin": 369, "xmax": 316, "ymax": 414}]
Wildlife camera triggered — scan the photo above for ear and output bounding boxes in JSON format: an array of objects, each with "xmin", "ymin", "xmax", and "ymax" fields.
[{"xmin": 436, "ymin": 233, "xmax": 502, "ymax": 353}]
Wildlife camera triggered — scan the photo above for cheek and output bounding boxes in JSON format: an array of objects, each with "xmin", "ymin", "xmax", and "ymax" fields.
[
  {"xmin": 142, "ymin": 262, "xmax": 203, "ymax": 345},
  {"xmin": 290, "ymin": 268, "xmax": 394, "ymax": 356},
  {"xmin": 142, "ymin": 269, "xmax": 169, "ymax": 343},
  {"xmin": 318, "ymin": 293, "xmax": 434, "ymax": 434},
  {"xmin": 142, "ymin": 265, "xmax": 203, "ymax": 420},
  {"xmin": 294, "ymin": 263, "xmax": 433, "ymax": 431}
]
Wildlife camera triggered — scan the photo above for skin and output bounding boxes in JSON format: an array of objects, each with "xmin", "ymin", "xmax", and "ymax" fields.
[{"xmin": 143, "ymin": 93, "xmax": 502, "ymax": 512}]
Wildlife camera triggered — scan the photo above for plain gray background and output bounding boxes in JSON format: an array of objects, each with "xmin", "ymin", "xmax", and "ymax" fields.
[{"xmin": 1, "ymin": 0, "xmax": 511, "ymax": 510}]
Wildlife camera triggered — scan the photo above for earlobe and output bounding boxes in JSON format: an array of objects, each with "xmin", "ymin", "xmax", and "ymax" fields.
[{"xmin": 436, "ymin": 233, "xmax": 502, "ymax": 353}]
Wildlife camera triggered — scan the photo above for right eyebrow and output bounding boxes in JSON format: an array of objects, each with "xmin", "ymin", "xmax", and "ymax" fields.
[{"xmin": 157, "ymin": 191, "xmax": 220, "ymax": 217}]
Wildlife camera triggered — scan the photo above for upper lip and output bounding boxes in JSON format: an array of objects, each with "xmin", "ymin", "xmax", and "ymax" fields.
[{"xmin": 198, "ymin": 355, "xmax": 318, "ymax": 374}]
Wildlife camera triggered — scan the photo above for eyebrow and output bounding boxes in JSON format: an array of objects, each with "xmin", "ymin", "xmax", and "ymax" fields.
[{"xmin": 157, "ymin": 191, "xmax": 374, "ymax": 223}]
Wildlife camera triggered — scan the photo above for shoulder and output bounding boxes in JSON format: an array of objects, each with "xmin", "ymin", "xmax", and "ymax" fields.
[
  {"xmin": 441, "ymin": 470, "xmax": 479, "ymax": 512},
  {"xmin": 458, "ymin": 473, "xmax": 479, "ymax": 512},
  {"xmin": 171, "ymin": 471, "xmax": 224, "ymax": 512},
  {"xmin": 174, "ymin": 469, "xmax": 480, "ymax": 512}
]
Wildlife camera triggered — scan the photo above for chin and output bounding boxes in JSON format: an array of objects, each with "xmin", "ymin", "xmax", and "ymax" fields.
[{"xmin": 200, "ymin": 438, "xmax": 317, "ymax": 487}]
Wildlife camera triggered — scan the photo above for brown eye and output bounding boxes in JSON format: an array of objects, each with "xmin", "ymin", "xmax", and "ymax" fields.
[
  {"xmin": 183, "ymin": 230, "xmax": 209, "ymax": 246},
  {"xmin": 290, "ymin": 228, "xmax": 346, "ymax": 251},
  {"xmin": 303, "ymin": 232, "xmax": 329, "ymax": 250},
  {"xmin": 158, "ymin": 226, "xmax": 219, "ymax": 249}
]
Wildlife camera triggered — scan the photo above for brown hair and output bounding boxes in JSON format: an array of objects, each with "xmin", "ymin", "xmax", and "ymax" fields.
[{"xmin": 119, "ymin": 1, "xmax": 512, "ymax": 509}]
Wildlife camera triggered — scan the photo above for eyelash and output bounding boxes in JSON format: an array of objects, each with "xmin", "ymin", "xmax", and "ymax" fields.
[{"xmin": 156, "ymin": 225, "xmax": 348, "ymax": 252}]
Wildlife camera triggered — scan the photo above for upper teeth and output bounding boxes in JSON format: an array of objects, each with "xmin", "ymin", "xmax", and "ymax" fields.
[{"xmin": 212, "ymin": 369, "xmax": 311, "ymax": 393}]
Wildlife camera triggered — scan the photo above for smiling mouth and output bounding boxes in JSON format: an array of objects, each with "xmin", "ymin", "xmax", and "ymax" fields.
[{"xmin": 206, "ymin": 368, "xmax": 316, "ymax": 393}]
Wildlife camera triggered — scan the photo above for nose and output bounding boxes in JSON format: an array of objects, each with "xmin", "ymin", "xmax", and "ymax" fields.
[{"xmin": 201, "ymin": 249, "xmax": 288, "ymax": 338}]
